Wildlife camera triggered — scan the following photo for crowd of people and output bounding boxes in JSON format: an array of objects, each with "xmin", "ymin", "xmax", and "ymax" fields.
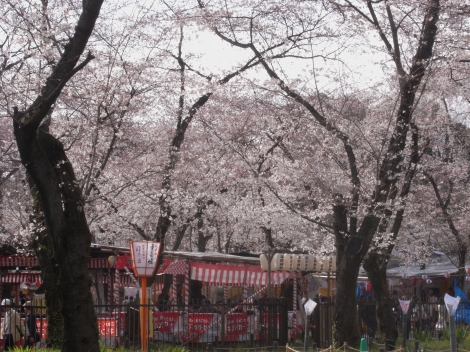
[{"xmin": 0, "ymin": 298, "xmax": 41, "ymax": 351}]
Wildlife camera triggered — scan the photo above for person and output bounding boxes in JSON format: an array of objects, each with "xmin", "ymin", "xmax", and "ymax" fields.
[
  {"xmin": 23, "ymin": 301, "xmax": 40, "ymax": 349},
  {"xmin": 0, "ymin": 298, "xmax": 26, "ymax": 351}
]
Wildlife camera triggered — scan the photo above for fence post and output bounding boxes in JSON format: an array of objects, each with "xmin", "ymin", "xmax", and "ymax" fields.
[
  {"xmin": 414, "ymin": 340, "xmax": 419, "ymax": 352},
  {"xmin": 344, "ymin": 342, "xmax": 348, "ymax": 352},
  {"xmin": 207, "ymin": 343, "xmax": 214, "ymax": 352},
  {"xmin": 379, "ymin": 348, "xmax": 385, "ymax": 352},
  {"xmin": 274, "ymin": 341, "xmax": 279, "ymax": 351}
]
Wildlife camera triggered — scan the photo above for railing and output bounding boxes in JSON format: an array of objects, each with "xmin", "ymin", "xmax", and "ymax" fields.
[
  {"xmin": 3, "ymin": 299, "xmax": 464, "ymax": 350},
  {"xmin": 0, "ymin": 299, "xmax": 290, "ymax": 351}
]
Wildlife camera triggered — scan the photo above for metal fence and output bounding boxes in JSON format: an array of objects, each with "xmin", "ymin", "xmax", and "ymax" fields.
[
  {"xmin": 305, "ymin": 300, "xmax": 469, "ymax": 349},
  {"xmin": 0, "ymin": 298, "xmax": 291, "ymax": 351},
  {"xmin": 2, "ymin": 299, "xmax": 466, "ymax": 350}
]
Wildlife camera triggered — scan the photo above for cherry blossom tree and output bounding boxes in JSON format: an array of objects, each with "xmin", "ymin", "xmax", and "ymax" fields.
[
  {"xmin": 194, "ymin": 0, "xmax": 441, "ymax": 345},
  {"xmin": 2, "ymin": 0, "xmax": 104, "ymax": 350}
]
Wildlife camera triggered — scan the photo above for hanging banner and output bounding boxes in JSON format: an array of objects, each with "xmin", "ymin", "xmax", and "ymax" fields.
[
  {"xmin": 115, "ymin": 255, "xmax": 133, "ymax": 270},
  {"xmin": 226, "ymin": 312, "xmax": 249, "ymax": 341},
  {"xmin": 129, "ymin": 241, "xmax": 162, "ymax": 277},
  {"xmin": 153, "ymin": 311, "xmax": 179, "ymax": 333},
  {"xmin": 399, "ymin": 299, "xmax": 411, "ymax": 314}
]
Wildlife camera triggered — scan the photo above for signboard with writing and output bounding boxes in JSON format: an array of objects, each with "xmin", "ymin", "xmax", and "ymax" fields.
[
  {"xmin": 153, "ymin": 311, "xmax": 179, "ymax": 333},
  {"xmin": 225, "ymin": 312, "xmax": 248, "ymax": 341},
  {"xmin": 97, "ymin": 318, "xmax": 117, "ymax": 337},
  {"xmin": 182, "ymin": 313, "xmax": 217, "ymax": 343},
  {"xmin": 30, "ymin": 318, "xmax": 116, "ymax": 339},
  {"xmin": 129, "ymin": 241, "xmax": 162, "ymax": 277},
  {"xmin": 35, "ymin": 319, "xmax": 47, "ymax": 339}
]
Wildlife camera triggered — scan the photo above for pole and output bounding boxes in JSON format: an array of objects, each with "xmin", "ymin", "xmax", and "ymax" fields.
[
  {"xmin": 402, "ymin": 312, "xmax": 408, "ymax": 349},
  {"xmin": 304, "ymin": 313, "xmax": 309, "ymax": 352},
  {"xmin": 450, "ymin": 314, "xmax": 457, "ymax": 352},
  {"xmin": 141, "ymin": 277, "xmax": 148, "ymax": 351}
]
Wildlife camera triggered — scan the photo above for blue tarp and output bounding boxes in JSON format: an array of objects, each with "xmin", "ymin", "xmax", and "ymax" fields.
[{"xmin": 453, "ymin": 279, "xmax": 470, "ymax": 323}]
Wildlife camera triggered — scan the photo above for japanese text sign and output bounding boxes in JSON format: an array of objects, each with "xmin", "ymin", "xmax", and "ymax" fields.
[
  {"xmin": 226, "ymin": 312, "xmax": 248, "ymax": 341},
  {"xmin": 129, "ymin": 241, "xmax": 162, "ymax": 277},
  {"xmin": 153, "ymin": 311, "xmax": 179, "ymax": 333}
]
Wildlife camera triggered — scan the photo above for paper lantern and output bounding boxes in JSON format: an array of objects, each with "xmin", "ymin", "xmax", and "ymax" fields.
[
  {"xmin": 365, "ymin": 282, "xmax": 371, "ymax": 292},
  {"xmin": 422, "ymin": 275, "xmax": 428, "ymax": 280},
  {"xmin": 444, "ymin": 272, "xmax": 450, "ymax": 279},
  {"xmin": 108, "ymin": 255, "xmax": 116, "ymax": 267},
  {"xmin": 426, "ymin": 279, "xmax": 432, "ymax": 284}
]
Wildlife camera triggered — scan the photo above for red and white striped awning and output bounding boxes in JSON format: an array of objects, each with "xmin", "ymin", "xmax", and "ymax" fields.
[
  {"xmin": 89, "ymin": 258, "xmax": 111, "ymax": 269},
  {"xmin": 99, "ymin": 273, "xmax": 140, "ymax": 286},
  {"xmin": 0, "ymin": 256, "xmax": 38, "ymax": 267},
  {"xmin": 2, "ymin": 272, "xmax": 42, "ymax": 283},
  {"xmin": 0, "ymin": 256, "xmax": 111, "ymax": 269},
  {"xmin": 245, "ymin": 267, "xmax": 292, "ymax": 286},
  {"xmin": 189, "ymin": 263, "xmax": 292, "ymax": 287},
  {"xmin": 158, "ymin": 259, "xmax": 187, "ymax": 275},
  {"xmin": 190, "ymin": 263, "xmax": 247, "ymax": 286}
]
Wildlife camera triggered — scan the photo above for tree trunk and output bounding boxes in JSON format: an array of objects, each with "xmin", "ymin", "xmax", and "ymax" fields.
[
  {"xmin": 363, "ymin": 253, "xmax": 398, "ymax": 343},
  {"xmin": 334, "ymin": 255, "xmax": 361, "ymax": 346},
  {"xmin": 36, "ymin": 245, "xmax": 63, "ymax": 348},
  {"xmin": 14, "ymin": 126, "xmax": 100, "ymax": 352},
  {"xmin": 26, "ymin": 173, "xmax": 64, "ymax": 349}
]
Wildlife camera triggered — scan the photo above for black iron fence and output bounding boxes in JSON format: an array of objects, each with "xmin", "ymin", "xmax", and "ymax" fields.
[
  {"xmin": 0, "ymin": 298, "xmax": 291, "ymax": 351},
  {"xmin": 304, "ymin": 300, "xmax": 470, "ymax": 349},
  {"xmin": 1, "ymin": 299, "xmax": 467, "ymax": 350}
]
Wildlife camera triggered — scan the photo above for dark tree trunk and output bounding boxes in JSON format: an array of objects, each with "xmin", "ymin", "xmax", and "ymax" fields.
[
  {"xmin": 36, "ymin": 246, "xmax": 63, "ymax": 348},
  {"xmin": 15, "ymin": 126, "xmax": 100, "ymax": 352},
  {"xmin": 334, "ymin": 255, "xmax": 362, "ymax": 346},
  {"xmin": 333, "ymin": 204, "xmax": 380, "ymax": 347},
  {"xmin": 363, "ymin": 253, "xmax": 398, "ymax": 343},
  {"xmin": 29, "ymin": 209, "xmax": 63, "ymax": 348},
  {"xmin": 26, "ymin": 174, "xmax": 64, "ymax": 349}
]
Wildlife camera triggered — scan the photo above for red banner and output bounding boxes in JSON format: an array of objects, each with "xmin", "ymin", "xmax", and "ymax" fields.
[
  {"xmin": 33, "ymin": 318, "xmax": 117, "ymax": 339},
  {"xmin": 226, "ymin": 312, "xmax": 248, "ymax": 341},
  {"xmin": 153, "ymin": 311, "xmax": 179, "ymax": 333},
  {"xmin": 35, "ymin": 319, "xmax": 47, "ymax": 339},
  {"xmin": 187, "ymin": 313, "xmax": 214, "ymax": 342},
  {"xmin": 98, "ymin": 318, "xmax": 117, "ymax": 337},
  {"xmin": 115, "ymin": 255, "xmax": 133, "ymax": 270}
]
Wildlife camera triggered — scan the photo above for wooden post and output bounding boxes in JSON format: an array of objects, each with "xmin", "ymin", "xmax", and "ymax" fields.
[
  {"xmin": 344, "ymin": 342, "xmax": 348, "ymax": 352},
  {"xmin": 414, "ymin": 340, "xmax": 419, "ymax": 352}
]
